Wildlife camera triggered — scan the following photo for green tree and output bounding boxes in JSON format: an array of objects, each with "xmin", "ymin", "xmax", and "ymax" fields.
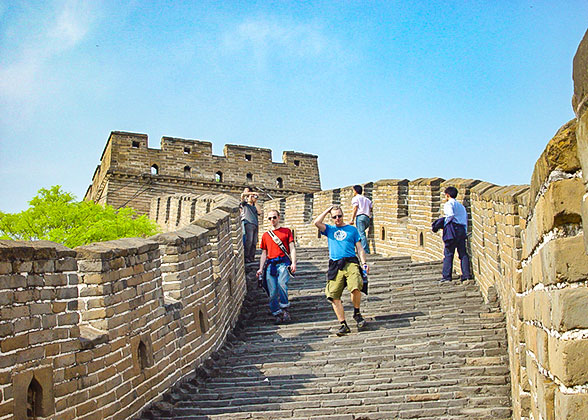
[{"xmin": 0, "ymin": 186, "xmax": 159, "ymax": 248}]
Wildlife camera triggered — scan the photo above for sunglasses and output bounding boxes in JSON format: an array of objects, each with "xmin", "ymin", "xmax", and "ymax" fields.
[
  {"xmin": 268, "ymin": 216, "xmax": 278, "ymax": 220},
  {"xmin": 331, "ymin": 215, "xmax": 343, "ymax": 219}
]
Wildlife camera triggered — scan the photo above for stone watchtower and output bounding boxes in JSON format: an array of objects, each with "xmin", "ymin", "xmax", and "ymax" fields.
[{"xmin": 84, "ymin": 131, "xmax": 321, "ymax": 215}]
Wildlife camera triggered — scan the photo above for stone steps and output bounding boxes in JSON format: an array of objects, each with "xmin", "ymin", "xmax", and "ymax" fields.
[{"xmin": 137, "ymin": 248, "xmax": 511, "ymax": 420}]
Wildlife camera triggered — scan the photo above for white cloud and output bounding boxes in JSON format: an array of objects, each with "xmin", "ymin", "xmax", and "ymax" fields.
[
  {"xmin": 0, "ymin": 0, "xmax": 96, "ymax": 102},
  {"xmin": 222, "ymin": 17, "xmax": 338, "ymax": 68}
]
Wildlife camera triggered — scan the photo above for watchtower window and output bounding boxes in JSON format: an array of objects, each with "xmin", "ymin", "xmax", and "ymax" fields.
[
  {"xmin": 215, "ymin": 171, "xmax": 223, "ymax": 182},
  {"xmin": 184, "ymin": 166, "xmax": 191, "ymax": 177},
  {"xmin": 184, "ymin": 147, "xmax": 190, "ymax": 154},
  {"xmin": 381, "ymin": 227, "xmax": 386, "ymax": 240},
  {"xmin": 151, "ymin": 164, "xmax": 159, "ymax": 175},
  {"xmin": 132, "ymin": 141, "xmax": 140, "ymax": 148},
  {"xmin": 419, "ymin": 232, "xmax": 424, "ymax": 247},
  {"xmin": 138, "ymin": 341, "xmax": 148, "ymax": 371},
  {"xmin": 27, "ymin": 377, "xmax": 42, "ymax": 418},
  {"xmin": 294, "ymin": 160, "xmax": 300, "ymax": 166},
  {"xmin": 245, "ymin": 154, "xmax": 252, "ymax": 161},
  {"xmin": 246, "ymin": 173, "xmax": 253, "ymax": 182},
  {"xmin": 276, "ymin": 177, "xmax": 283, "ymax": 188},
  {"xmin": 199, "ymin": 309, "xmax": 208, "ymax": 333}
]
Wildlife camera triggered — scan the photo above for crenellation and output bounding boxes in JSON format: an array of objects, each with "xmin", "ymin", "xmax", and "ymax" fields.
[{"xmin": 85, "ymin": 131, "xmax": 321, "ymax": 215}]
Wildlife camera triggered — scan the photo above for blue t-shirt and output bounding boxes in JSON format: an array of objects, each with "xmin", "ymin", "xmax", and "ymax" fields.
[{"xmin": 322, "ymin": 224, "xmax": 361, "ymax": 261}]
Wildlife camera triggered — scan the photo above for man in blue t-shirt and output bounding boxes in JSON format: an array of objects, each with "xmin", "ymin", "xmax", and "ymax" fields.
[{"xmin": 314, "ymin": 205, "xmax": 369, "ymax": 336}]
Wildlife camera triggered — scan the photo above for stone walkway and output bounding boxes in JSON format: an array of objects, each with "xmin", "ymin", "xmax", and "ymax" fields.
[{"xmin": 139, "ymin": 248, "xmax": 512, "ymax": 420}]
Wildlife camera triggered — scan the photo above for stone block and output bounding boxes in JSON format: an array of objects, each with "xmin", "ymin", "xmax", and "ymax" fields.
[
  {"xmin": 537, "ymin": 177, "xmax": 583, "ymax": 234},
  {"xmin": 530, "ymin": 119, "xmax": 580, "ymax": 203},
  {"xmin": 548, "ymin": 336, "xmax": 588, "ymax": 386},
  {"xmin": 555, "ymin": 390, "xmax": 588, "ymax": 420},
  {"xmin": 540, "ymin": 235, "xmax": 588, "ymax": 286},
  {"xmin": 551, "ymin": 286, "xmax": 588, "ymax": 331},
  {"xmin": 536, "ymin": 375, "xmax": 556, "ymax": 420}
]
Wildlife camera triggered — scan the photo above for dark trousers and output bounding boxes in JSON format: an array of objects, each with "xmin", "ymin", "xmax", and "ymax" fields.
[
  {"xmin": 442, "ymin": 224, "xmax": 471, "ymax": 280},
  {"xmin": 244, "ymin": 223, "xmax": 258, "ymax": 263}
]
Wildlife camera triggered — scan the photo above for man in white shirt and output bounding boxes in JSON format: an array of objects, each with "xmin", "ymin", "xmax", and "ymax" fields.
[
  {"xmin": 350, "ymin": 185, "xmax": 373, "ymax": 254},
  {"xmin": 441, "ymin": 186, "xmax": 472, "ymax": 282}
]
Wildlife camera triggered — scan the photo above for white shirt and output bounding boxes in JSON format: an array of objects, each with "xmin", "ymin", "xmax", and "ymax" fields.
[
  {"xmin": 443, "ymin": 198, "xmax": 468, "ymax": 230},
  {"xmin": 352, "ymin": 194, "xmax": 373, "ymax": 217}
]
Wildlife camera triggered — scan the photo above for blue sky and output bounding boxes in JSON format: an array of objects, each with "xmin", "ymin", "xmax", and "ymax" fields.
[{"xmin": 1, "ymin": 1, "xmax": 587, "ymax": 213}]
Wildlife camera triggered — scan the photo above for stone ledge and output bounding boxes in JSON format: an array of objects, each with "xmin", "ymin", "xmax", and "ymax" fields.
[
  {"xmin": 373, "ymin": 179, "xmax": 410, "ymax": 187},
  {"xmin": 409, "ymin": 177, "xmax": 445, "ymax": 187},
  {"xmin": 0, "ymin": 240, "xmax": 76, "ymax": 260},
  {"xmin": 75, "ymin": 237, "xmax": 158, "ymax": 260}
]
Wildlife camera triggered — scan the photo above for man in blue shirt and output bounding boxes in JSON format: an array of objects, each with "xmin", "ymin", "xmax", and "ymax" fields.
[
  {"xmin": 441, "ymin": 186, "xmax": 472, "ymax": 282},
  {"xmin": 314, "ymin": 205, "xmax": 369, "ymax": 336}
]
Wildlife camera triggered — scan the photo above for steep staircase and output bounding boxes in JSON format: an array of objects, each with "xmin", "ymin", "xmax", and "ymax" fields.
[{"xmin": 139, "ymin": 248, "xmax": 512, "ymax": 420}]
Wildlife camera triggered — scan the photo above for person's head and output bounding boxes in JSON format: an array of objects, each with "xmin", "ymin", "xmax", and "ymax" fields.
[
  {"xmin": 444, "ymin": 186, "xmax": 458, "ymax": 199},
  {"xmin": 330, "ymin": 205, "xmax": 345, "ymax": 227},
  {"xmin": 267, "ymin": 210, "xmax": 280, "ymax": 228},
  {"xmin": 248, "ymin": 192, "xmax": 259, "ymax": 203},
  {"xmin": 243, "ymin": 187, "xmax": 251, "ymax": 193},
  {"xmin": 353, "ymin": 185, "xmax": 363, "ymax": 195}
]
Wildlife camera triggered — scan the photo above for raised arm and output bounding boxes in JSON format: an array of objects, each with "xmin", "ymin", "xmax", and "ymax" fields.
[{"xmin": 314, "ymin": 206, "xmax": 333, "ymax": 233}]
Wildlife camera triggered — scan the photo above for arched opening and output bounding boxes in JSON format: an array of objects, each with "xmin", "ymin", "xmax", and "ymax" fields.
[
  {"xmin": 276, "ymin": 177, "xmax": 283, "ymax": 188},
  {"xmin": 151, "ymin": 164, "xmax": 159, "ymax": 175},
  {"xmin": 294, "ymin": 160, "xmax": 300, "ymax": 166},
  {"xmin": 184, "ymin": 147, "xmax": 190, "ymax": 154},
  {"xmin": 419, "ymin": 232, "xmax": 424, "ymax": 247},
  {"xmin": 245, "ymin": 154, "xmax": 252, "ymax": 161},
  {"xmin": 199, "ymin": 309, "xmax": 208, "ymax": 334},
  {"xmin": 165, "ymin": 197, "xmax": 171, "ymax": 223},
  {"xmin": 184, "ymin": 166, "xmax": 191, "ymax": 177},
  {"xmin": 138, "ymin": 341, "xmax": 148, "ymax": 371},
  {"xmin": 215, "ymin": 171, "xmax": 223, "ymax": 182},
  {"xmin": 27, "ymin": 377, "xmax": 42, "ymax": 419},
  {"xmin": 381, "ymin": 227, "xmax": 386, "ymax": 241},
  {"xmin": 246, "ymin": 173, "xmax": 253, "ymax": 183},
  {"xmin": 132, "ymin": 141, "xmax": 140, "ymax": 148}
]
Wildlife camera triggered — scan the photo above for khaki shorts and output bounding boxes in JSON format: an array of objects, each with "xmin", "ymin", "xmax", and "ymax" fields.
[{"xmin": 325, "ymin": 262, "xmax": 362, "ymax": 301}]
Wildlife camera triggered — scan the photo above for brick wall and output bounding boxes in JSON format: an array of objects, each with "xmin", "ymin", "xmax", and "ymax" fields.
[{"xmin": 0, "ymin": 194, "xmax": 246, "ymax": 420}]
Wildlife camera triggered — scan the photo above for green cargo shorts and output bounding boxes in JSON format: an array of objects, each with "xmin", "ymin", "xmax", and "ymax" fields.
[{"xmin": 325, "ymin": 262, "xmax": 362, "ymax": 301}]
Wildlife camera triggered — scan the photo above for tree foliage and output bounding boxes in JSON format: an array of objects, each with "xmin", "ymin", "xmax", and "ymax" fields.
[{"xmin": 0, "ymin": 186, "xmax": 159, "ymax": 248}]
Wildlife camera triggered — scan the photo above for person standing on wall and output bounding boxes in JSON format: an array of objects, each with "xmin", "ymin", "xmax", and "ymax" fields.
[
  {"xmin": 350, "ymin": 185, "xmax": 373, "ymax": 254},
  {"xmin": 440, "ymin": 186, "xmax": 472, "ymax": 282},
  {"xmin": 314, "ymin": 205, "xmax": 369, "ymax": 336},
  {"xmin": 240, "ymin": 191, "xmax": 260, "ymax": 263},
  {"xmin": 256, "ymin": 210, "xmax": 296, "ymax": 324},
  {"xmin": 240, "ymin": 187, "xmax": 252, "ymax": 246}
]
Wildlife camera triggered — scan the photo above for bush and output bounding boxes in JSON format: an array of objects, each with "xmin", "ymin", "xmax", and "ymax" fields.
[{"xmin": 0, "ymin": 186, "xmax": 160, "ymax": 248}]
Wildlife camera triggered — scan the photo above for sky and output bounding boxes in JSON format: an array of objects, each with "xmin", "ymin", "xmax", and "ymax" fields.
[{"xmin": 1, "ymin": 1, "xmax": 587, "ymax": 213}]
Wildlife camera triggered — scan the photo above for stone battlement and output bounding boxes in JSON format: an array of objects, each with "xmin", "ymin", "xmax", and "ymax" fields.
[
  {"xmin": 84, "ymin": 131, "xmax": 321, "ymax": 215},
  {"xmin": 0, "ymin": 195, "xmax": 246, "ymax": 420}
]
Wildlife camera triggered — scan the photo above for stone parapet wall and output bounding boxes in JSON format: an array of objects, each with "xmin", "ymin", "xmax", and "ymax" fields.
[
  {"xmin": 84, "ymin": 131, "xmax": 321, "ymax": 215},
  {"xmin": 0, "ymin": 194, "xmax": 246, "ymax": 420}
]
